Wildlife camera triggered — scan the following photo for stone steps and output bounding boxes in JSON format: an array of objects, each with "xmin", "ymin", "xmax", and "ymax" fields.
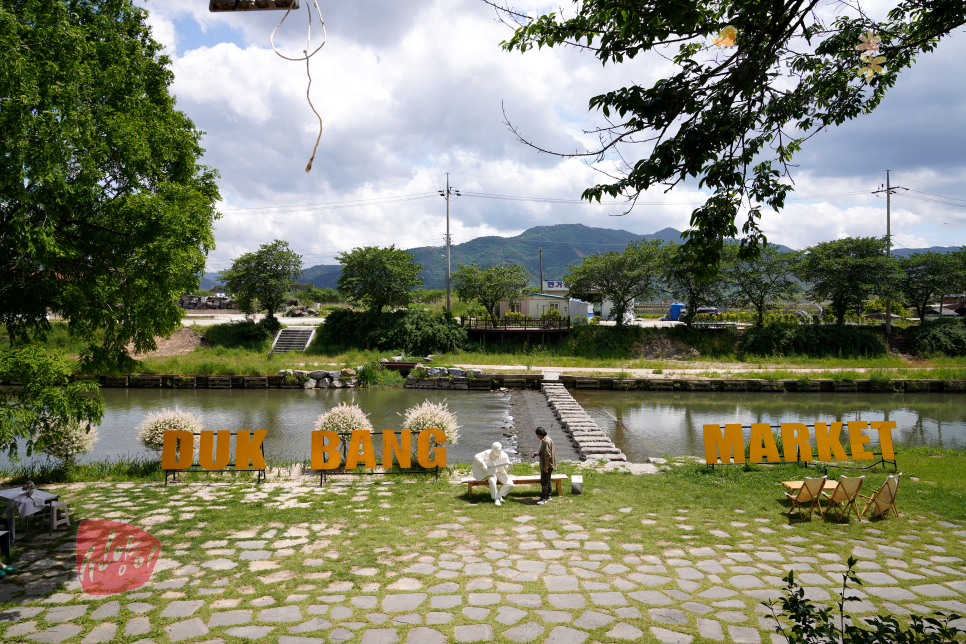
[{"xmin": 540, "ymin": 383, "xmax": 626, "ymax": 462}]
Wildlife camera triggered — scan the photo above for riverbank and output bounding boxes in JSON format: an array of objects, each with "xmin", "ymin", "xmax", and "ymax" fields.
[{"xmin": 1, "ymin": 448, "xmax": 963, "ymax": 644}]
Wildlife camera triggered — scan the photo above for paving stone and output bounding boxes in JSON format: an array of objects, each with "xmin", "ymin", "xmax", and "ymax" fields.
[
  {"xmin": 797, "ymin": 573, "xmax": 834, "ymax": 586},
  {"xmin": 360, "ymin": 628, "xmax": 400, "ymax": 644},
  {"xmin": 127, "ymin": 602, "xmax": 155, "ymax": 614},
  {"xmin": 209, "ymin": 610, "xmax": 253, "ymax": 627},
  {"xmin": 730, "ymin": 575, "xmax": 766, "ymax": 588},
  {"xmin": 463, "ymin": 607, "xmax": 491, "ymax": 620},
  {"xmin": 453, "ymin": 624, "xmax": 494, "ymax": 642},
  {"xmin": 650, "ymin": 626, "xmax": 693, "ymax": 644},
  {"xmin": 329, "ymin": 628, "xmax": 354, "ymax": 642},
  {"xmin": 496, "ymin": 606, "xmax": 528, "ymax": 625},
  {"xmin": 544, "ymin": 594, "xmax": 583, "ymax": 610},
  {"xmin": 717, "ymin": 611, "xmax": 748, "ymax": 622},
  {"xmin": 801, "ymin": 588, "xmax": 831, "ymax": 601},
  {"xmin": 650, "ymin": 608, "xmax": 688, "ymax": 624},
  {"xmin": 544, "ymin": 575, "xmax": 579, "ymax": 591},
  {"xmin": 913, "ymin": 584, "xmax": 961, "ymax": 597},
  {"xmin": 125, "ymin": 617, "xmax": 151, "ymax": 636},
  {"xmin": 466, "ymin": 578, "xmax": 494, "ymax": 591},
  {"xmin": 699, "ymin": 586, "xmax": 738, "ymax": 599},
  {"xmin": 383, "ymin": 593, "xmax": 427, "ymax": 612},
  {"xmin": 545, "ymin": 626, "xmax": 589, "ymax": 644},
  {"xmin": 44, "ymin": 605, "xmax": 87, "ymax": 622},
  {"xmin": 202, "ymin": 558, "xmax": 238, "ymax": 570},
  {"xmin": 536, "ymin": 610, "xmax": 573, "ymax": 623},
  {"xmin": 607, "ymin": 623, "xmax": 644, "ymax": 640},
  {"xmin": 728, "ymin": 625, "xmax": 762, "ymax": 643},
  {"xmin": 1, "ymin": 607, "xmax": 44, "ymax": 621},
  {"xmin": 867, "ymin": 587, "xmax": 918, "ymax": 601},
  {"xmin": 431, "ymin": 595, "xmax": 462, "ymax": 608},
  {"xmin": 240, "ymin": 551, "xmax": 272, "ymax": 560},
  {"xmin": 698, "ymin": 618, "xmax": 724, "ymax": 641},
  {"xmin": 387, "ymin": 578, "xmax": 423, "ymax": 591},
  {"xmin": 856, "ymin": 572, "xmax": 898, "ymax": 585},
  {"xmin": 226, "ymin": 626, "xmax": 276, "ymax": 640},
  {"xmin": 501, "ymin": 621, "xmax": 545, "ymax": 643},
  {"xmin": 573, "ymin": 610, "xmax": 615, "ymax": 629},
  {"xmin": 166, "ymin": 617, "xmax": 210, "ymax": 642},
  {"xmin": 589, "ymin": 591, "xmax": 626, "ymax": 606},
  {"xmin": 26, "ymin": 624, "xmax": 84, "ymax": 643},
  {"xmin": 351, "ymin": 596, "xmax": 378, "ymax": 609},
  {"xmin": 406, "ymin": 627, "xmax": 446, "ymax": 644},
  {"xmin": 279, "ymin": 637, "xmax": 325, "ymax": 644},
  {"xmin": 427, "ymin": 612, "xmax": 453, "ymax": 625},
  {"xmin": 469, "ymin": 593, "xmax": 501, "ymax": 606},
  {"xmin": 80, "ymin": 623, "xmax": 116, "ymax": 644},
  {"xmin": 628, "ymin": 590, "xmax": 674, "ymax": 605},
  {"xmin": 161, "ymin": 600, "xmax": 206, "ymax": 619},
  {"xmin": 392, "ymin": 614, "xmax": 422, "ymax": 626}
]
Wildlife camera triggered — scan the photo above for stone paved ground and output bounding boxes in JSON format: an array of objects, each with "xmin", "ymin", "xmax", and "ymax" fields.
[{"xmin": 0, "ymin": 474, "xmax": 964, "ymax": 644}]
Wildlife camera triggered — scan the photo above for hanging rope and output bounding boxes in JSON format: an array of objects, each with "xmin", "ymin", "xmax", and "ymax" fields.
[{"xmin": 271, "ymin": 1, "xmax": 326, "ymax": 172}]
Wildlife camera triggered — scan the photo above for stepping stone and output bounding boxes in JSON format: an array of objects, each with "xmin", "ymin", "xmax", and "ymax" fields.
[
  {"xmin": 544, "ymin": 576, "xmax": 579, "ymax": 591},
  {"xmin": 866, "ymin": 587, "xmax": 917, "ymax": 601},
  {"xmin": 699, "ymin": 587, "xmax": 738, "ymax": 599},
  {"xmin": 387, "ymin": 578, "xmax": 423, "ymax": 591},
  {"xmin": 454, "ymin": 624, "xmax": 494, "ymax": 642},
  {"xmin": 329, "ymin": 628, "xmax": 354, "ymax": 642},
  {"xmin": 912, "ymin": 584, "xmax": 960, "ymax": 597},
  {"xmin": 392, "ymin": 614, "xmax": 421, "ymax": 626},
  {"xmin": 650, "ymin": 626, "xmax": 693, "ymax": 644},
  {"xmin": 44, "ymin": 606, "xmax": 87, "ymax": 622},
  {"xmin": 463, "ymin": 607, "xmax": 491, "ymax": 620},
  {"xmin": 607, "ymin": 622, "xmax": 644, "ymax": 640},
  {"xmin": 406, "ymin": 627, "xmax": 446, "ymax": 644},
  {"xmin": 383, "ymin": 593, "xmax": 427, "ymax": 612},
  {"xmin": 466, "ymin": 579, "xmax": 494, "ymax": 591},
  {"xmin": 547, "ymin": 594, "xmax": 584, "ymax": 610},
  {"xmin": 682, "ymin": 602, "xmax": 713, "ymax": 614},
  {"xmin": 431, "ymin": 596, "xmax": 461, "ymax": 609},
  {"xmin": 496, "ymin": 606, "xmax": 528, "ymax": 625},
  {"xmin": 589, "ymin": 592, "xmax": 626, "ymax": 606},
  {"xmin": 507, "ymin": 594, "xmax": 541, "ymax": 607},
  {"xmin": 728, "ymin": 625, "xmax": 762, "ymax": 643},
  {"xmin": 361, "ymin": 629, "xmax": 400, "ymax": 644},
  {"xmin": 241, "ymin": 551, "xmax": 272, "ymax": 560},
  {"xmin": 698, "ymin": 618, "xmax": 724, "ymax": 641},
  {"xmin": 166, "ymin": 617, "xmax": 209, "ymax": 642},
  {"xmin": 279, "ymin": 637, "xmax": 325, "ymax": 644},
  {"xmin": 1, "ymin": 607, "xmax": 44, "ymax": 621},
  {"xmin": 545, "ymin": 626, "xmax": 589, "ymax": 644},
  {"xmin": 125, "ymin": 617, "xmax": 151, "ymax": 636},
  {"xmin": 81, "ymin": 623, "xmax": 116, "ymax": 644},
  {"xmin": 502, "ymin": 621, "xmax": 545, "ymax": 643},
  {"xmin": 202, "ymin": 558, "xmax": 237, "ymax": 570},
  {"xmin": 797, "ymin": 573, "xmax": 834, "ymax": 586},
  {"xmin": 330, "ymin": 607, "xmax": 354, "ymax": 620},
  {"xmin": 729, "ymin": 575, "xmax": 766, "ymax": 589},
  {"xmin": 89, "ymin": 602, "xmax": 120, "ymax": 620},
  {"xmin": 469, "ymin": 593, "xmax": 500, "ymax": 605},
  {"xmin": 161, "ymin": 600, "xmax": 205, "ymax": 619},
  {"xmin": 536, "ymin": 610, "xmax": 572, "ymax": 623},
  {"xmin": 856, "ymin": 572, "xmax": 898, "ymax": 585},
  {"xmin": 629, "ymin": 591, "xmax": 673, "ymax": 605},
  {"xmin": 127, "ymin": 603, "xmax": 155, "ymax": 614},
  {"xmin": 427, "ymin": 612, "xmax": 452, "ymax": 625},
  {"xmin": 651, "ymin": 608, "xmax": 688, "ymax": 624},
  {"xmin": 573, "ymin": 610, "xmax": 614, "ymax": 629},
  {"xmin": 717, "ymin": 611, "xmax": 748, "ymax": 622},
  {"xmin": 27, "ymin": 624, "xmax": 84, "ymax": 643},
  {"xmin": 428, "ymin": 582, "xmax": 459, "ymax": 593},
  {"xmin": 210, "ymin": 610, "xmax": 253, "ymax": 626},
  {"xmin": 227, "ymin": 626, "xmax": 276, "ymax": 640}
]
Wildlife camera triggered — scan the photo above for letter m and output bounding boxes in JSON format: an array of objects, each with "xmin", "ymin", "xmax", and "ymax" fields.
[{"xmin": 703, "ymin": 424, "xmax": 745, "ymax": 464}]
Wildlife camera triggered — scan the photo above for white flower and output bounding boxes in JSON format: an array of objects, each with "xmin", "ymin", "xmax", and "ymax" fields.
[
  {"xmin": 400, "ymin": 400, "xmax": 460, "ymax": 446},
  {"xmin": 315, "ymin": 402, "xmax": 374, "ymax": 434},
  {"xmin": 37, "ymin": 420, "xmax": 99, "ymax": 463},
  {"xmin": 136, "ymin": 406, "xmax": 204, "ymax": 453}
]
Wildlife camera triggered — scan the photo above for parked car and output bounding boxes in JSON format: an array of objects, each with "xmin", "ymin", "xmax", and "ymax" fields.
[{"xmin": 694, "ymin": 307, "xmax": 719, "ymax": 316}]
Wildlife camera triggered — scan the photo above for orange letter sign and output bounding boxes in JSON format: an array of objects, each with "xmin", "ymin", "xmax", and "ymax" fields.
[
  {"xmin": 780, "ymin": 423, "xmax": 813, "ymax": 462},
  {"xmin": 199, "ymin": 430, "xmax": 232, "ymax": 470},
  {"xmin": 383, "ymin": 430, "xmax": 412, "ymax": 469},
  {"xmin": 345, "ymin": 430, "xmax": 377, "ymax": 469},
  {"xmin": 848, "ymin": 421, "xmax": 874, "ymax": 460},
  {"xmin": 161, "ymin": 430, "xmax": 193, "ymax": 470},
  {"xmin": 703, "ymin": 424, "xmax": 745, "ymax": 464},
  {"xmin": 311, "ymin": 431, "xmax": 341, "ymax": 470},
  {"xmin": 235, "ymin": 430, "xmax": 267, "ymax": 470},
  {"xmin": 870, "ymin": 421, "xmax": 897, "ymax": 460},
  {"xmin": 814, "ymin": 422, "xmax": 849, "ymax": 462},
  {"xmin": 749, "ymin": 423, "xmax": 781, "ymax": 463},
  {"xmin": 417, "ymin": 428, "xmax": 447, "ymax": 468}
]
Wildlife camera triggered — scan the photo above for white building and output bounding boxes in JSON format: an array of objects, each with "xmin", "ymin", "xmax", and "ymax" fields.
[{"xmin": 498, "ymin": 293, "xmax": 592, "ymax": 322}]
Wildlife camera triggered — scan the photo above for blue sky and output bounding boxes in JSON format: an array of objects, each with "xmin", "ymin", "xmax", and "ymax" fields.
[{"xmin": 137, "ymin": 1, "xmax": 966, "ymax": 271}]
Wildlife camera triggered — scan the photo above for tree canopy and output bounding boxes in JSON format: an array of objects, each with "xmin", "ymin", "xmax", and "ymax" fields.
[
  {"xmin": 897, "ymin": 251, "xmax": 965, "ymax": 320},
  {"xmin": 666, "ymin": 243, "xmax": 736, "ymax": 326},
  {"xmin": 564, "ymin": 239, "xmax": 668, "ymax": 327},
  {"xmin": 452, "ymin": 263, "xmax": 533, "ymax": 326},
  {"xmin": 336, "ymin": 245, "xmax": 423, "ymax": 313},
  {"xmin": 493, "ymin": 0, "xmax": 965, "ymax": 276},
  {"xmin": 725, "ymin": 243, "xmax": 802, "ymax": 326},
  {"xmin": 220, "ymin": 240, "xmax": 303, "ymax": 322},
  {"xmin": 0, "ymin": 0, "xmax": 220, "ymax": 456}
]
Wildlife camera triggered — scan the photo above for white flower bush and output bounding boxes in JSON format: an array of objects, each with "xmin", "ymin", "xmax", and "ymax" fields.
[
  {"xmin": 137, "ymin": 406, "xmax": 204, "ymax": 454},
  {"xmin": 315, "ymin": 402, "xmax": 373, "ymax": 434},
  {"xmin": 401, "ymin": 400, "xmax": 460, "ymax": 451},
  {"xmin": 39, "ymin": 420, "xmax": 99, "ymax": 464}
]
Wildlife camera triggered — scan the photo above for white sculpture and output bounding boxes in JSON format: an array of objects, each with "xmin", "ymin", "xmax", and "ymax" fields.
[{"xmin": 472, "ymin": 442, "xmax": 514, "ymax": 506}]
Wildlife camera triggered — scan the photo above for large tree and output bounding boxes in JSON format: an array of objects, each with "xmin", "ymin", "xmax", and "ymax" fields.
[
  {"xmin": 336, "ymin": 245, "xmax": 423, "ymax": 313},
  {"xmin": 219, "ymin": 240, "xmax": 303, "ymax": 323},
  {"xmin": 0, "ymin": 0, "xmax": 220, "ymax": 457},
  {"xmin": 796, "ymin": 237, "xmax": 900, "ymax": 324},
  {"xmin": 725, "ymin": 243, "xmax": 802, "ymax": 326},
  {"xmin": 452, "ymin": 263, "xmax": 534, "ymax": 327},
  {"xmin": 563, "ymin": 239, "xmax": 669, "ymax": 327},
  {"xmin": 491, "ymin": 0, "xmax": 965, "ymax": 276},
  {"xmin": 897, "ymin": 251, "xmax": 964, "ymax": 321},
  {"xmin": 666, "ymin": 244, "xmax": 736, "ymax": 326}
]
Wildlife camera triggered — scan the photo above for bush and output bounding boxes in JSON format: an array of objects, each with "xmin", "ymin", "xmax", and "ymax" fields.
[
  {"xmin": 741, "ymin": 324, "xmax": 886, "ymax": 357},
  {"xmin": 503, "ymin": 311, "xmax": 525, "ymax": 321},
  {"xmin": 315, "ymin": 402, "xmax": 373, "ymax": 434},
  {"xmin": 570, "ymin": 324, "xmax": 644, "ymax": 357},
  {"xmin": 204, "ymin": 318, "xmax": 280, "ymax": 351},
  {"xmin": 38, "ymin": 419, "xmax": 98, "ymax": 464},
  {"xmin": 909, "ymin": 318, "xmax": 966, "ymax": 356},
  {"xmin": 541, "ymin": 308, "xmax": 562, "ymax": 320},
  {"xmin": 137, "ymin": 406, "xmax": 204, "ymax": 454},
  {"xmin": 400, "ymin": 400, "xmax": 459, "ymax": 464},
  {"xmin": 311, "ymin": 309, "xmax": 467, "ymax": 355}
]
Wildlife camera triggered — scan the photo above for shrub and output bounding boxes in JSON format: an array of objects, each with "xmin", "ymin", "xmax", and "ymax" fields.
[
  {"xmin": 204, "ymin": 318, "xmax": 279, "ymax": 351},
  {"xmin": 908, "ymin": 318, "xmax": 966, "ymax": 356},
  {"xmin": 311, "ymin": 309, "xmax": 467, "ymax": 355},
  {"xmin": 137, "ymin": 406, "xmax": 204, "ymax": 454},
  {"xmin": 38, "ymin": 420, "xmax": 99, "ymax": 464},
  {"xmin": 400, "ymin": 400, "xmax": 460, "ymax": 465},
  {"xmin": 315, "ymin": 402, "xmax": 373, "ymax": 434},
  {"xmin": 541, "ymin": 308, "xmax": 562, "ymax": 320},
  {"xmin": 741, "ymin": 324, "xmax": 886, "ymax": 357},
  {"xmin": 503, "ymin": 311, "xmax": 525, "ymax": 321}
]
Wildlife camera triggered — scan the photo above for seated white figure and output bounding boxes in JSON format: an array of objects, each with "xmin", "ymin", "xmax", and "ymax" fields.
[{"xmin": 472, "ymin": 442, "xmax": 514, "ymax": 506}]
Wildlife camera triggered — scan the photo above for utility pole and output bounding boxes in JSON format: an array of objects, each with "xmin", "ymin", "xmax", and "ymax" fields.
[
  {"xmin": 539, "ymin": 248, "xmax": 544, "ymax": 292},
  {"xmin": 872, "ymin": 170, "xmax": 907, "ymax": 335},
  {"xmin": 438, "ymin": 174, "xmax": 460, "ymax": 313}
]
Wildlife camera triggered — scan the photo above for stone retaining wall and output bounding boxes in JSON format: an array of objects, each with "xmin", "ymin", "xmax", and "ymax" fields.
[
  {"xmin": 541, "ymin": 382, "xmax": 626, "ymax": 462},
  {"xmin": 557, "ymin": 375, "xmax": 966, "ymax": 393}
]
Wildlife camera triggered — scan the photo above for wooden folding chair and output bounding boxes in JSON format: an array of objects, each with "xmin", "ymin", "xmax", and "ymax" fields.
[
  {"xmin": 859, "ymin": 473, "xmax": 902, "ymax": 519},
  {"xmin": 822, "ymin": 475, "xmax": 865, "ymax": 522},
  {"xmin": 785, "ymin": 475, "xmax": 827, "ymax": 520}
]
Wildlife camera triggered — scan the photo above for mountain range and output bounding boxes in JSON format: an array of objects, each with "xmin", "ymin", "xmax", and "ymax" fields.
[{"xmin": 200, "ymin": 224, "xmax": 960, "ymax": 291}]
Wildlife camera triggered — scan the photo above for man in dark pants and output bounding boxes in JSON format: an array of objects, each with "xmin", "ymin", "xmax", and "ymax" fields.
[{"xmin": 532, "ymin": 426, "xmax": 556, "ymax": 505}]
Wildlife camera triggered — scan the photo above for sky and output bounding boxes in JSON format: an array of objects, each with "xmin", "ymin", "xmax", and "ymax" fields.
[{"xmin": 137, "ymin": 0, "xmax": 966, "ymax": 273}]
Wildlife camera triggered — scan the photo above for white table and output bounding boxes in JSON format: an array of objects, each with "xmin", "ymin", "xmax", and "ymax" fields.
[{"xmin": 1, "ymin": 488, "xmax": 59, "ymax": 542}]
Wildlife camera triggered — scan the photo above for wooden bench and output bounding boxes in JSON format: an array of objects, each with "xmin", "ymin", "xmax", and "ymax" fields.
[{"xmin": 462, "ymin": 474, "xmax": 568, "ymax": 498}]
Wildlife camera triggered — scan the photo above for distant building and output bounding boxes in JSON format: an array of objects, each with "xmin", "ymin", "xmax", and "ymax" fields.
[{"xmin": 498, "ymin": 293, "xmax": 591, "ymax": 322}]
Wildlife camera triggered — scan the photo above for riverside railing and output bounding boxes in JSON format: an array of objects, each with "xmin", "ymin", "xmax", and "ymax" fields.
[{"xmin": 459, "ymin": 317, "xmax": 571, "ymax": 331}]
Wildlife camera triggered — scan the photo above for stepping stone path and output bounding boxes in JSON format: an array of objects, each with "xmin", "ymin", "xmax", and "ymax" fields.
[
  {"xmin": 1, "ymin": 480, "xmax": 965, "ymax": 644},
  {"xmin": 541, "ymin": 382, "xmax": 626, "ymax": 461}
]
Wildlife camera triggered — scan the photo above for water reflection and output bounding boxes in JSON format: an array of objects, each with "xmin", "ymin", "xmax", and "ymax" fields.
[
  {"xmin": 574, "ymin": 391, "xmax": 966, "ymax": 462},
  {"xmin": 2, "ymin": 389, "xmax": 511, "ymax": 467}
]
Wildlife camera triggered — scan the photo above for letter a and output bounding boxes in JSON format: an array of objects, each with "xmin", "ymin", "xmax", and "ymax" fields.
[
  {"xmin": 749, "ymin": 423, "xmax": 781, "ymax": 463},
  {"xmin": 346, "ymin": 430, "xmax": 377, "ymax": 469}
]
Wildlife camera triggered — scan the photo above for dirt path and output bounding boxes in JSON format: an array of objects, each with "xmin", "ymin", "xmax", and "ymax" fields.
[{"xmin": 126, "ymin": 326, "xmax": 208, "ymax": 357}]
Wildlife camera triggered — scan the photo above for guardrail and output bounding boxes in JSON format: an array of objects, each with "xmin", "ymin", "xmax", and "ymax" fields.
[{"xmin": 459, "ymin": 317, "xmax": 570, "ymax": 330}]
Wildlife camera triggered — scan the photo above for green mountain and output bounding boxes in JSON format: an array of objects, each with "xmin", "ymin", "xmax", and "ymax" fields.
[{"xmin": 301, "ymin": 224, "xmax": 686, "ymax": 290}]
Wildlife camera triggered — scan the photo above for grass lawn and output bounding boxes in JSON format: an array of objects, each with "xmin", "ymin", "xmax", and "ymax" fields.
[{"xmin": 1, "ymin": 448, "xmax": 964, "ymax": 643}]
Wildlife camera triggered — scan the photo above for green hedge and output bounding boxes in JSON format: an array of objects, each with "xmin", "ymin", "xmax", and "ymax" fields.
[
  {"xmin": 909, "ymin": 318, "xmax": 966, "ymax": 357},
  {"xmin": 204, "ymin": 318, "xmax": 281, "ymax": 351},
  {"xmin": 569, "ymin": 324, "xmax": 645, "ymax": 357},
  {"xmin": 741, "ymin": 324, "xmax": 886, "ymax": 357},
  {"xmin": 311, "ymin": 309, "xmax": 467, "ymax": 355}
]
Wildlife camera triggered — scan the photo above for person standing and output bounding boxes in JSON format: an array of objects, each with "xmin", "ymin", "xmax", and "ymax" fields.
[{"xmin": 532, "ymin": 427, "xmax": 556, "ymax": 505}]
